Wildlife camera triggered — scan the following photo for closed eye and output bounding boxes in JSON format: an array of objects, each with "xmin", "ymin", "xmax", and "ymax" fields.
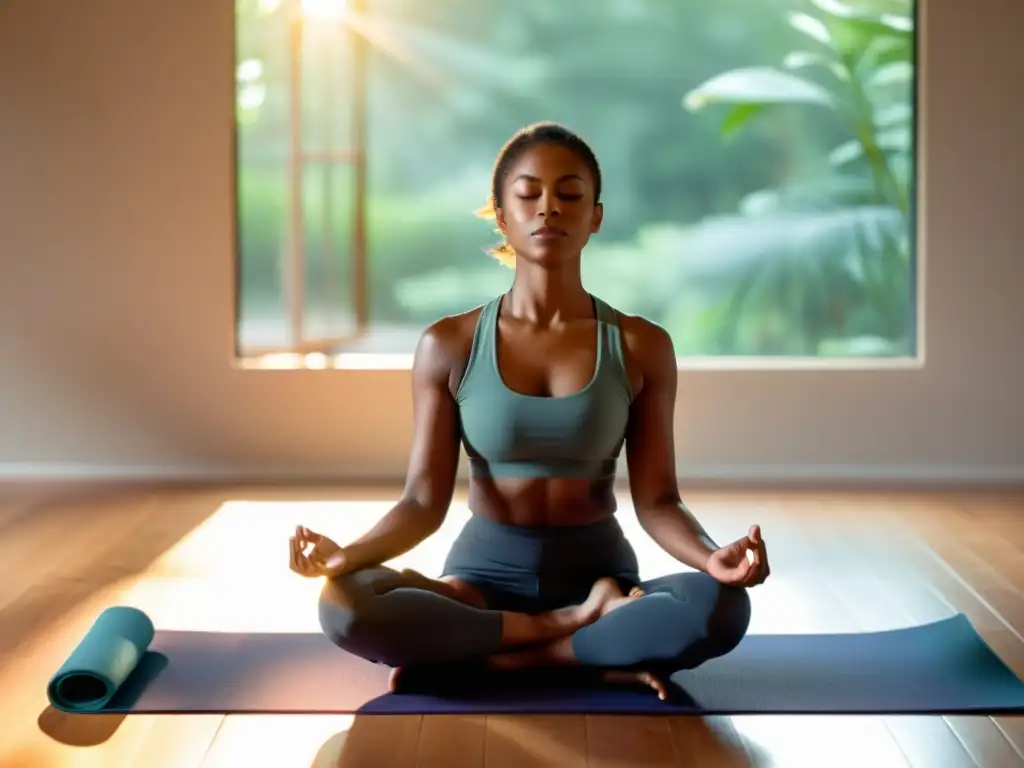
[{"xmin": 515, "ymin": 193, "xmax": 584, "ymax": 201}]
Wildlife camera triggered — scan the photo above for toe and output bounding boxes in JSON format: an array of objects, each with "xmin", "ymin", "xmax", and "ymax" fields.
[{"xmin": 639, "ymin": 671, "xmax": 667, "ymax": 700}]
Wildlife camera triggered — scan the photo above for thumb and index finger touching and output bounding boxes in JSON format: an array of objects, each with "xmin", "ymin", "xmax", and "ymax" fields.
[
  {"xmin": 725, "ymin": 524, "xmax": 763, "ymax": 552},
  {"xmin": 296, "ymin": 525, "xmax": 323, "ymax": 544},
  {"xmin": 721, "ymin": 524, "xmax": 768, "ymax": 572}
]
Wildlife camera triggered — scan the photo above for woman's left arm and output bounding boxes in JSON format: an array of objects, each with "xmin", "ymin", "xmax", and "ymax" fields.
[
  {"xmin": 622, "ymin": 318, "xmax": 719, "ymax": 573},
  {"xmin": 622, "ymin": 318, "xmax": 770, "ymax": 589}
]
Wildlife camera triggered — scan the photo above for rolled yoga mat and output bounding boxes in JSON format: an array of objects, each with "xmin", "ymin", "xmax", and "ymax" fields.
[
  {"xmin": 46, "ymin": 608, "xmax": 1024, "ymax": 716},
  {"xmin": 47, "ymin": 606, "xmax": 155, "ymax": 713}
]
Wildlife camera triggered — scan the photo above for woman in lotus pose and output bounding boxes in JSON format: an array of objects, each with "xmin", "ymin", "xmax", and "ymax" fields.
[{"xmin": 289, "ymin": 122, "xmax": 769, "ymax": 699}]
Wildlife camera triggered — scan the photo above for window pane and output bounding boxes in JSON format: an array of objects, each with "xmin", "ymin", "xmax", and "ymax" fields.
[
  {"xmin": 237, "ymin": 163, "xmax": 358, "ymax": 351},
  {"xmin": 235, "ymin": 0, "xmax": 357, "ymax": 353},
  {"xmin": 236, "ymin": 0, "xmax": 918, "ymax": 361},
  {"xmin": 235, "ymin": 1, "xmax": 284, "ymax": 352},
  {"xmin": 301, "ymin": 161, "xmax": 358, "ymax": 340}
]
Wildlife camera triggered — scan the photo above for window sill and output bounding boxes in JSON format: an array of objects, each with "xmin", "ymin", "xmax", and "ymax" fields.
[{"xmin": 234, "ymin": 348, "xmax": 925, "ymax": 372}]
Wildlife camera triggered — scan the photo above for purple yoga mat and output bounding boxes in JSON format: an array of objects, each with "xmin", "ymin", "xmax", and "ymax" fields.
[{"xmin": 86, "ymin": 614, "xmax": 1024, "ymax": 715}]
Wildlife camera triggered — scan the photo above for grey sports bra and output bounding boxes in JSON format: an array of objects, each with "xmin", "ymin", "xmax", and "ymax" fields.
[{"xmin": 455, "ymin": 294, "xmax": 633, "ymax": 480}]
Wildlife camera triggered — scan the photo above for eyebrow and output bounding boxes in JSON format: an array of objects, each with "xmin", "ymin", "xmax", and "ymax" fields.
[{"xmin": 513, "ymin": 173, "xmax": 586, "ymax": 183}]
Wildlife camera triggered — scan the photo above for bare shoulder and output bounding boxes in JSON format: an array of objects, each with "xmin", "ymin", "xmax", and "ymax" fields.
[
  {"xmin": 413, "ymin": 304, "xmax": 486, "ymax": 387},
  {"xmin": 615, "ymin": 311, "xmax": 676, "ymax": 373}
]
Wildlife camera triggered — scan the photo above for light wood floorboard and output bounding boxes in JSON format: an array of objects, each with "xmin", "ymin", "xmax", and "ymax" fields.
[{"xmin": 0, "ymin": 484, "xmax": 1021, "ymax": 767}]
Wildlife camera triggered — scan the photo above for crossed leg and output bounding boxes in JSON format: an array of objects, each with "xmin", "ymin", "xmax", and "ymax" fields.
[
  {"xmin": 385, "ymin": 569, "xmax": 643, "ymax": 690},
  {"xmin": 486, "ymin": 571, "xmax": 752, "ymax": 699},
  {"xmin": 318, "ymin": 566, "xmax": 750, "ymax": 700},
  {"xmin": 318, "ymin": 566, "xmax": 628, "ymax": 677}
]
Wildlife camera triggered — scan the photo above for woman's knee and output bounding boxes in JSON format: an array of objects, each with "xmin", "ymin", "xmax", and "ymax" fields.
[
  {"xmin": 706, "ymin": 583, "xmax": 751, "ymax": 656},
  {"xmin": 317, "ymin": 574, "xmax": 368, "ymax": 648},
  {"xmin": 647, "ymin": 571, "xmax": 751, "ymax": 665},
  {"xmin": 316, "ymin": 569, "xmax": 502, "ymax": 668},
  {"xmin": 646, "ymin": 571, "xmax": 751, "ymax": 644},
  {"xmin": 316, "ymin": 571, "xmax": 405, "ymax": 664}
]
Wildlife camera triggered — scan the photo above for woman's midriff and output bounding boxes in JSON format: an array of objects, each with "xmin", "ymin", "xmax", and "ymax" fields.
[{"xmin": 466, "ymin": 474, "xmax": 619, "ymax": 527}]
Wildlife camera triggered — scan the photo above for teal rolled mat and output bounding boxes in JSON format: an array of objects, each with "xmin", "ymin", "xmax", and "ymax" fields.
[{"xmin": 46, "ymin": 606, "xmax": 155, "ymax": 713}]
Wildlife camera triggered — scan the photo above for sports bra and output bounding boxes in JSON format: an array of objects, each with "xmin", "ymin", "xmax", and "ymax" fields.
[{"xmin": 455, "ymin": 294, "xmax": 633, "ymax": 480}]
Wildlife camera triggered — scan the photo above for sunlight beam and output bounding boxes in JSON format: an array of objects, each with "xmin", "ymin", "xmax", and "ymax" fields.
[{"xmin": 301, "ymin": 0, "xmax": 347, "ymax": 21}]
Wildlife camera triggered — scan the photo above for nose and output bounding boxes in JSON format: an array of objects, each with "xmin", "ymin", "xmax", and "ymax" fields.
[{"xmin": 539, "ymin": 190, "xmax": 560, "ymax": 217}]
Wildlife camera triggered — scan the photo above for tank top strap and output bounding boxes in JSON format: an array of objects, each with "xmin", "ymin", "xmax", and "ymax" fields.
[
  {"xmin": 456, "ymin": 296, "xmax": 501, "ymax": 402},
  {"xmin": 476, "ymin": 294, "xmax": 501, "ymax": 358},
  {"xmin": 593, "ymin": 296, "xmax": 633, "ymax": 402}
]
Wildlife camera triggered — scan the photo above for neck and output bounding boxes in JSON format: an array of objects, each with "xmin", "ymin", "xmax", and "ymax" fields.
[{"xmin": 506, "ymin": 261, "xmax": 591, "ymax": 325}]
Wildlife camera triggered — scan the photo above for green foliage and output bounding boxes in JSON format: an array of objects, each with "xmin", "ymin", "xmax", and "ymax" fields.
[
  {"xmin": 233, "ymin": 0, "xmax": 917, "ymax": 358},
  {"xmin": 236, "ymin": 161, "xmax": 499, "ymax": 319},
  {"xmin": 681, "ymin": 0, "xmax": 915, "ymax": 355}
]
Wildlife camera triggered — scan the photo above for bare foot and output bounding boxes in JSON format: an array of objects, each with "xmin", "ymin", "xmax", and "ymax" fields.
[
  {"xmin": 488, "ymin": 646, "xmax": 669, "ymax": 702},
  {"xmin": 602, "ymin": 669, "xmax": 669, "ymax": 701},
  {"xmin": 531, "ymin": 579, "xmax": 646, "ymax": 640},
  {"xmin": 388, "ymin": 666, "xmax": 403, "ymax": 692},
  {"xmin": 573, "ymin": 578, "xmax": 621, "ymax": 625},
  {"xmin": 601, "ymin": 584, "xmax": 646, "ymax": 617},
  {"xmin": 487, "ymin": 582, "xmax": 647, "ymax": 673},
  {"xmin": 574, "ymin": 578, "xmax": 646, "ymax": 624},
  {"xmin": 385, "ymin": 667, "xmax": 413, "ymax": 696}
]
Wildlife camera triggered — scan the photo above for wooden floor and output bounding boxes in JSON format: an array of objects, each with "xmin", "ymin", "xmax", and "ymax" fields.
[{"xmin": 0, "ymin": 484, "xmax": 1022, "ymax": 767}]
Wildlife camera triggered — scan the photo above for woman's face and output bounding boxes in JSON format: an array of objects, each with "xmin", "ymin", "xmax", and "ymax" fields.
[{"xmin": 495, "ymin": 142, "xmax": 603, "ymax": 268}]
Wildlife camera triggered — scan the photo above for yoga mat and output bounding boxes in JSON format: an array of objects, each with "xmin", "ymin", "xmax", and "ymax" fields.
[
  {"xmin": 47, "ymin": 606, "xmax": 155, "ymax": 713},
  {"xmin": 46, "ymin": 608, "xmax": 1024, "ymax": 716}
]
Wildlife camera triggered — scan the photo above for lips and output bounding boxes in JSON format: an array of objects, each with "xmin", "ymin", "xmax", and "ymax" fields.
[{"xmin": 532, "ymin": 225, "xmax": 567, "ymax": 237}]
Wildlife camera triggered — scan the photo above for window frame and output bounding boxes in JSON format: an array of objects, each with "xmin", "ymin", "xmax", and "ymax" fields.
[{"xmin": 233, "ymin": 0, "xmax": 923, "ymax": 372}]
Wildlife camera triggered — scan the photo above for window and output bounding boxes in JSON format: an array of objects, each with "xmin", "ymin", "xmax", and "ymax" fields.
[{"xmin": 234, "ymin": 0, "xmax": 918, "ymax": 368}]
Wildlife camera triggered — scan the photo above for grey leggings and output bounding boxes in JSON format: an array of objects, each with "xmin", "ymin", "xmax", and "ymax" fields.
[{"xmin": 318, "ymin": 514, "xmax": 751, "ymax": 673}]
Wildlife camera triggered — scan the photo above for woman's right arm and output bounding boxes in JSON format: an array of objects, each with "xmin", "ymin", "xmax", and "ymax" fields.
[{"xmin": 338, "ymin": 320, "xmax": 463, "ymax": 573}]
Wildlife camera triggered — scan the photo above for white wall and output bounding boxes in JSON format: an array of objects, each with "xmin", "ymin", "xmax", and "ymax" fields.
[{"xmin": 0, "ymin": 0, "xmax": 1021, "ymax": 485}]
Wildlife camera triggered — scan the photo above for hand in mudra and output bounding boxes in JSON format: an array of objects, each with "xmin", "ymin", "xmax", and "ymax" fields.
[
  {"xmin": 289, "ymin": 525, "xmax": 347, "ymax": 578},
  {"xmin": 707, "ymin": 524, "xmax": 770, "ymax": 587}
]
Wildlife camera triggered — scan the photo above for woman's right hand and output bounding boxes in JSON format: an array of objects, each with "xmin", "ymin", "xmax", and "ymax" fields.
[{"xmin": 289, "ymin": 525, "xmax": 347, "ymax": 578}]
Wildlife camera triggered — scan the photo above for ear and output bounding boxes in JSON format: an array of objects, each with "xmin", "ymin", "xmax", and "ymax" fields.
[
  {"xmin": 591, "ymin": 202, "xmax": 604, "ymax": 234},
  {"xmin": 495, "ymin": 207, "xmax": 508, "ymax": 235}
]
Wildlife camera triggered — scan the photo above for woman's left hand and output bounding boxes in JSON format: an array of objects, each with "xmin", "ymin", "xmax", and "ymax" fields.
[
  {"xmin": 706, "ymin": 524, "xmax": 770, "ymax": 587},
  {"xmin": 290, "ymin": 526, "xmax": 348, "ymax": 578}
]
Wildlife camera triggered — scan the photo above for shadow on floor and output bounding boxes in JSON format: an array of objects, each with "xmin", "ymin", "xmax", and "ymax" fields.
[{"xmin": 311, "ymin": 712, "xmax": 766, "ymax": 767}]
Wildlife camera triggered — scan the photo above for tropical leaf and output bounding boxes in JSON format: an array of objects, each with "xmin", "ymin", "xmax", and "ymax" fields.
[
  {"xmin": 678, "ymin": 0, "xmax": 915, "ymax": 354},
  {"xmin": 668, "ymin": 205, "xmax": 905, "ymax": 287},
  {"xmin": 866, "ymin": 60, "xmax": 913, "ymax": 90},
  {"xmin": 783, "ymin": 50, "xmax": 850, "ymax": 82},
  {"xmin": 720, "ymin": 103, "xmax": 770, "ymax": 139},
  {"xmin": 859, "ymin": 34, "xmax": 913, "ymax": 72},
  {"xmin": 801, "ymin": 0, "xmax": 912, "ymax": 75},
  {"xmin": 806, "ymin": 0, "xmax": 866, "ymax": 19},
  {"xmin": 874, "ymin": 102, "xmax": 912, "ymax": 127},
  {"xmin": 829, "ymin": 123, "xmax": 909, "ymax": 166},
  {"xmin": 683, "ymin": 66, "xmax": 835, "ymax": 111},
  {"xmin": 739, "ymin": 175, "xmax": 881, "ymax": 213},
  {"xmin": 808, "ymin": 0, "xmax": 913, "ymax": 34},
  {"xmin": 787, "ymin": 12, "xmax": 833, "ymax": 47},
  {"xmin": 828, "ymin": 139, "xmax": 864, "ymax": 166}
]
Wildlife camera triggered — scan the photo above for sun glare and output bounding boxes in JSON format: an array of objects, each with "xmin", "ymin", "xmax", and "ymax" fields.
[
  {"xmin": 301, "ymin": 0, "xmax": 347, "ymax": 21},
  {"xmin": 98, "ymin": 496, "xmax": 799, "ymax": 638},
  {"xmin": 119, "ymin": 499, "xmax": 459, "ymax": 633}
]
